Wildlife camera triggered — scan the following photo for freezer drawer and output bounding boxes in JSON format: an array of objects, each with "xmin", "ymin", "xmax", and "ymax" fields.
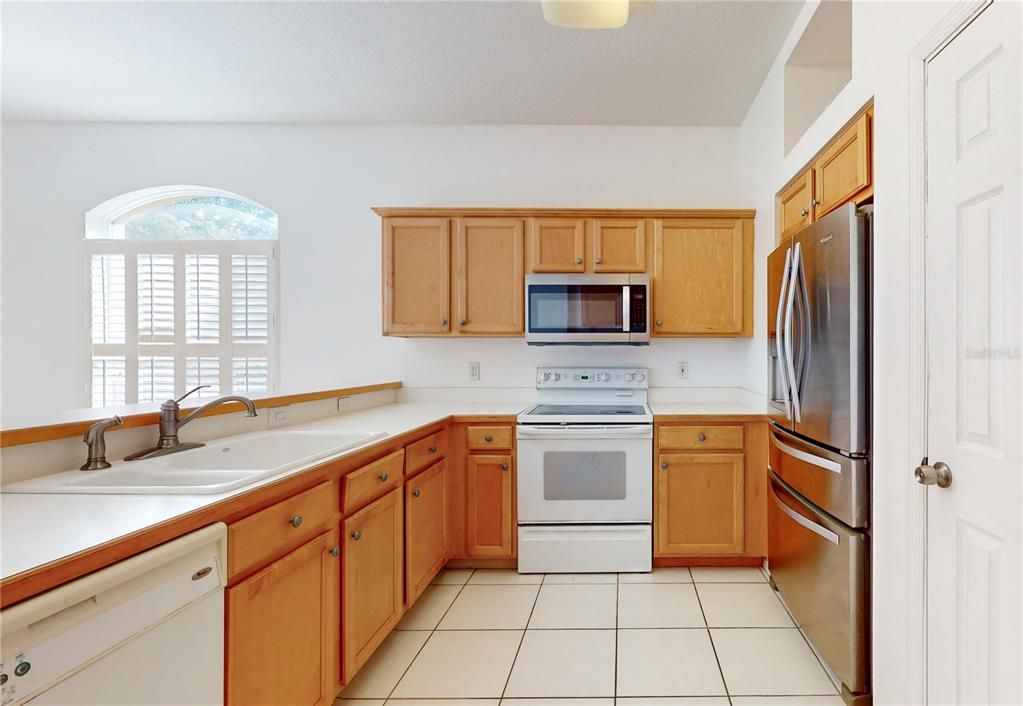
[
  {"xmin": 770, "ymin": 424, "xmax": 869, "ymax": 529},
  {"xmin": 768, "ymin": 472, "xmax": 869, "ymax": 695}
]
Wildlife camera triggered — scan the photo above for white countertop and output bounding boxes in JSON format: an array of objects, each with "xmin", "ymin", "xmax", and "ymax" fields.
[{"xmin": 1, "ymin": 396, "xmax": 765, "ymax": 584}]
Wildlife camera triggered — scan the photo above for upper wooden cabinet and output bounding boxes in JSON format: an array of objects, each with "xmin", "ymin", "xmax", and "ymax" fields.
[
  {"xmin": 592, "ymin": 218, "xmax": 647, "ymax": 272},
  {"xmin": 529, "ymin": 218, "xmax": 586, "ymax": 272},
  {"xmin": 653, "ymin": 218, "xmax": 753, "ymax": 336},
  {"xmin": 456, "ymin": 218, "xmax": 524, "ymax": 334},
  {"xmin": 226, "ymin": 530, "xmax": 340, "ymax": 706},
  {"xmin": 776, "ymin": 108, "xmax": 872, "ymax": 243},
  {"xmin": 383, "ymin": 218, "xmax": 450, "ymax": 334}
]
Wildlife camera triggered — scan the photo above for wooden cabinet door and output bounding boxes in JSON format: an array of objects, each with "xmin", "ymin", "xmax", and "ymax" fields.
[
  {"xmin": 227, "ymin": 530, "xmax": 340, "ymax": 706},
  {"xmin": 812, "ymin": 112, "xmax": 871, "ymax": 219},
  {"xmin": 656, "ymin": 453, "xmax": 744, "ymax": 556},
  {"xmin": 466, "ymin": 454, "xmax": 514, "ymax": 557},
  {"xmin": 528, "ymin": 218, "xmax": 586, "ymax": 272},
  {"xmin": 593, "ymin": 218, "xmax": 647, "ymax": 272},
  {"xmin": 342, "ymin": 487, "xmax": 404, "ymax": 682},
  {"xmin": 455, "ymin": 218, "xmax": 524, "ymax": 334},
  {"xmin": 406, "ymin": 460, "xmax": 447, "ymax": 606},
  {"xmin": 383, "ymin": 217, "xmax": 450, "ymax": 334},
  {"xmin": 653, "ymin": 219, "xmax": 751, "ymax": 336},
  {"xmin": 777, "ymin": 170, "xmax": 813, "ymax": 243}
]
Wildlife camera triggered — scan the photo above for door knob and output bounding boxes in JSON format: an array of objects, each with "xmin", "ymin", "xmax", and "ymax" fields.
[
  {"xmin": 441, "ymin": 319, "xmax": 447, "ymax": 326},
  {"xmin": 811, "ymin": 199, "xmax": 820, "ymax": 207},
  {"xmin": 378, "ymin": 472, "xmax": 389, "ymax": 482},
  {"xmin": 501, "ymin": 463, "xmax": 509, "ymax": 471},
  {"xmin": 412, "ymin": 488, "xmax": 422, "ymax": 497},
  {"xmin": 351, "ymin": 530, "xmax": 362, "ymax": 541},
  {"xmin": 800, "ymin": 209, "xmax": 808, "ymax": 217},
  {"xmin": 660, "ymin": 462, "xmax": 668, "ymax": 470},
  {"xmin": 429, "ymin": 445, "xmax": 437, "ymax": 453},
  {"xmin": 655, "ymin": 320, "xmax": 663, "ymax": 326},
  {"xmin": 595, "ymin": 257, "xmax": 602, "ymax": 264},
  {"xmin": 330, "ymin": 545, "xmax": 340, "ymax": 557},
  {"xmin": 575, "ymin": 258, "xmax": 583, "ymax": 265},
  {"xmin": 460, "ymin": 319, "xmax": 466, "ymax": 326},
  {"xmin": 484, "ymin": 434, "xmax": 493, "ymax": 442},
  {"xmin": 914, "ymin": 460, "xmax": 952, "ymax": 488},
  {"xmin": 697, "ymin": 433, "xmax": 706, "ymax": 441},
  {"xmin": 290, "ymin": 515, "xmax": 303, "ymax": 528}
]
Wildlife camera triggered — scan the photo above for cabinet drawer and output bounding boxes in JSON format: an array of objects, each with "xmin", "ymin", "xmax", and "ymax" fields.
[
  {"xmin": 406, "ymin": 431, "xmax": 447, "ymax": 476},
  {"xmin": 343, "ymin": 449, "xmax": 404, "ymax": 515},
  {"xmin": 229, "ymin": 480, "xmax": 338, "ymax": 578},
  {"xmin": 658, "ymin": 425, "xmax": 744, "ymax": 451},
  {"xmin": 466, "ymin": 425, "xmax": 513, "ymax": 451}
]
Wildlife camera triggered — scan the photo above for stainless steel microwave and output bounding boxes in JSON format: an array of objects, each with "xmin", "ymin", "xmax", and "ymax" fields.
[{"xmin": 524, "ymin": 274, "xmax": 650, "ymax": 345}]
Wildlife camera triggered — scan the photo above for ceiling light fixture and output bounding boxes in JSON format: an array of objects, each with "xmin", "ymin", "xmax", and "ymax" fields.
[{"xmin": 541, "ymin": 0, "xmax": 630, "ymax": 29}]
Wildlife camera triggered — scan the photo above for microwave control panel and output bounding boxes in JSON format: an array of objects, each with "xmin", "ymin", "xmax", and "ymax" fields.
[
  {"xmin": 536, "ymin": 367, "xmax": 648, "ymax": 388},
  {"xmin": 629, "ymin": 285, "xmax": 648, "ymax": 332}
]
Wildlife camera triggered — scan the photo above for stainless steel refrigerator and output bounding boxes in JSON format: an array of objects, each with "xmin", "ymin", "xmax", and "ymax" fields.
[{"xmin": 766, "ymin": 203, "xmax": 871, "ymax": 706}]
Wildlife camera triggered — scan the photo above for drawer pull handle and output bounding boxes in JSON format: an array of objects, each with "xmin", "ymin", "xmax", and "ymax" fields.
[
  {"xmin": 429, "ymin": 445, "xmax": 437, "ymax": 453},
  {"xmin": 501, "ymin": 463, "xmax": 509, "ymax": 471},
  {"xmin": 290, "ymin": 515, "xmax": 303, "ymax": 528},
  {"xmin": 660, "ymin": 462, "xmax": 668, "ymax": 470},
  {"xmin": 378, "ymin": 472, "xmax": 389, "ymax": 482},
  {"xmin": 698, "ymin": 433, "xmax": 706, "ymax": 442},
  {"xmin": 484, "ymin": 434, "xmax": 493, "ymax": 442},
  {"xmin": 412, "ymin": 488, "xmax": 422, "ymax": 497},
  {"xmin": 351, "ymin": 530, "xmax": 362, "ymax": 541},
  {"xmin": 192, "ymin": 567, "xmax": 213, "ymax": 581},
  {"xmin": 330, "ymin": 545, "xmax": 340, "ymax": 558}
]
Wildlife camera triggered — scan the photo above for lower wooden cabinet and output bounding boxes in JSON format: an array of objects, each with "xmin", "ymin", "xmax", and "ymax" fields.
[
  {"xmin": 466, "ymin": 453, "xmax": 514, "ymax": 557},
  {"xmin": 655, "ymin": 452, "xmax": 745, "ymax": 556},
  {"xmin": 342, "ymin": 487, "xmax": 404, "ymax": 682},
  {"xmin": 226, "ymin": 529, "xmax": 341, "ymax": 706},
  {"xmin": 406, "ymin": 460, "xmax": 447, "ymax": 605}
]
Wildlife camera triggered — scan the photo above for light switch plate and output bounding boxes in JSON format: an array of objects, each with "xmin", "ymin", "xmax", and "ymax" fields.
[{"xmin": 469, "ymin": 362, "xmax": 481, "ymax": 382}]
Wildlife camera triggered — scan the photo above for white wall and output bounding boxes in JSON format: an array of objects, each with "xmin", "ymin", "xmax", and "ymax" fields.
[
  {"xmin": 738, "ymin": 1, "xmax": 956, "ymax": 703},
  {"xmin": 1, "ymin": 123, "xmax": 754, "ymax": 419}
]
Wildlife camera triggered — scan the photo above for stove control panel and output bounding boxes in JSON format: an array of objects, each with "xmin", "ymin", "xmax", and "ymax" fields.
[{"xmin": 535, "ymin": 367, "xmax": 648, "ymax": 388}]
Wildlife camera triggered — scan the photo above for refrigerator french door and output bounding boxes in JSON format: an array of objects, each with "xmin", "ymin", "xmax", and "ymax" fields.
[{"xmin": 767, "ymin": 203, "xmax": 872, "ymax": 706}]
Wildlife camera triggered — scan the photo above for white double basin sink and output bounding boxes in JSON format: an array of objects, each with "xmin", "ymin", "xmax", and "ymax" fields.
[{"xmin": 4, "ymin": 429, "xmax": 387, "ymax": 495}]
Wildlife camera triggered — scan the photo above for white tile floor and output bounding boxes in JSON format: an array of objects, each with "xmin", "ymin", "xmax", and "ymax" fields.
[{"xmin": 337, "ymin": 567, "xmax": 842, "ymax": 706}]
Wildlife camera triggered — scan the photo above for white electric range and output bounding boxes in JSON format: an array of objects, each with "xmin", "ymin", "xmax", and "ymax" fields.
[{"xmin": 516, "ymin": 367, "xmax": 653, "ymax": 574}]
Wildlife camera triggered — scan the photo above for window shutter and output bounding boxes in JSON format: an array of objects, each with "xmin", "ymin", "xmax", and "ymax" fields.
[
  {"xmin": 232, "ymin": 254, "xmax": 270, "ymax": 342},
  {"xmin": 185, "ymin": 254, "xmax": 220, "ymax": 343},
  {"xmin": 232, "ymin": 357, "xmax": 269, "ymax": 393},
  {"xmin": 91, "ymin": 356, "xmax": 126, "ymax": 407},
  {"xmin": 137, "ymin": 254, "xmax": 175, "ymax": 341},
  {"xmin": 138, "ymin": 356, "xmax": 176, "ymax": 403},
  {"xmin": 186, "ymin": 357, "xmax": 221, "ymax": 397},
  {"xmin": 91, "ymin": 254, "xmax": 126, "ymax": 344}
]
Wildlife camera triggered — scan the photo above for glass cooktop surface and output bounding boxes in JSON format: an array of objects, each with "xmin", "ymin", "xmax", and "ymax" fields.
[{"xmin": 526, "ymin": 404, "xmax": 648, "ymax": 416}]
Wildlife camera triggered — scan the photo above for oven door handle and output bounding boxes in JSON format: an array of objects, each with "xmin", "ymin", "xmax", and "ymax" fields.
[{"xmin": 517, "ymin": 424, "xmax": 653, "ymax": 438}]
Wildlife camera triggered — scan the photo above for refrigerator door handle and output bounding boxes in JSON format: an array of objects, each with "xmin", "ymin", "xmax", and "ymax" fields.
[
  {"xmin": 795, "ymin": 245, "xmax": 812, "ymax": 400},
  {"xmin": 775, "ymin": 247, "xmax": 793, "ymax": 419},
  {"xmin": 771, "ymin": 431, "xmax": 843, "ymax": 474},
  {"xmin": 784, "ymin": 243, "xmax": 802, "ymax": 422},
  {"xmin": 770, "ymin": 478, "xmax": 840, "ymax": 544}
]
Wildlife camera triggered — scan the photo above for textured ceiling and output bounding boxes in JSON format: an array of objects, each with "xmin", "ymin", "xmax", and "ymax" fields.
[{"xmin": 2, "ymin": 1, "xmax": 803, "ymax": 125}]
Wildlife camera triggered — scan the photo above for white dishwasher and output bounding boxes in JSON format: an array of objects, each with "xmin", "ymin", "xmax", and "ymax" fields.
[{"xmin": 1, "ymin": 523, "xmax": 226, "ymax": 706}]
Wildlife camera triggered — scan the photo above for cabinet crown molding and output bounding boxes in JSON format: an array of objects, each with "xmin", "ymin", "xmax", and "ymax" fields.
[{"xmin": 373, "ymin": 207, "xmax": 756, "ymax": 219}]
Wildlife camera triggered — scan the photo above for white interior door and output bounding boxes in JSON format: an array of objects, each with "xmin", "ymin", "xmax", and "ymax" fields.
[{"xmin": 924, "ymin": 2, "xmax": 1022, "ymax": 704}]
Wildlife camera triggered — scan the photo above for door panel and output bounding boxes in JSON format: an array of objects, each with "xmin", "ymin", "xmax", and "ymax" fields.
[
  {"xmin": 925, "ymin": 5, "xmax": 1021, "ymax": 702},
  {"xmin": 466, "ymin": 454, "xmax": 514, "ymax": 557},
  {"xmin": 383, "ymin": 218, "xmax": 450, "ymax": 334},
  {"xmin": 406, "ymin": 460, "xmax": 447, "ymax": 606},
  {"xmin": 528, "ymin": 218, "xmax": 586, "ymax": 272},
  {"xmin": 655, "ymin": 452, "xmax": 744, "ymax": 556},
  {"xmin": 778, "ymin": 170, "xmax": 814, "ymax": 243},
  {"xmin": 592, "ymin": 218, "xmax": 646, "ymax": 272},
  {"xmin": 812, "ymin": 113, "xmax": 871, "ymax": 220},
  {"xmin": 455, "ymin": 218, "xmax": 524, "ymax": 334}
]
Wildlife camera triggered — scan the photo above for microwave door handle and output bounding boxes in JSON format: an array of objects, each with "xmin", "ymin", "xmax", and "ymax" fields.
[
  {"xmin": 775, "ymin": 248, "xmax": 793, "ymax": 419},
  {"xmin": 784, "ymin": 243, "xmax": 802, "ymax": 422},
  {"xmin": 622, "ymin": 285, "xmax": 630, "ymax": 333}
]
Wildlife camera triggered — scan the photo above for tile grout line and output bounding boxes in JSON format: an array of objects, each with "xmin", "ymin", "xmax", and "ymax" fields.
[
  {"xmin": 613, "ymin": 572, "xmax": 619, "ymax": 699},
  {"xmin": 383, "ymin": 569, "xmax": 476, "ymax": 702},
  {"xmin": 691, "ymin": 569, "xmax": 732, "ymax": 700},
  {"xmin": 498, "ymin": 575, "xmax": 543, "ymax": 700}
]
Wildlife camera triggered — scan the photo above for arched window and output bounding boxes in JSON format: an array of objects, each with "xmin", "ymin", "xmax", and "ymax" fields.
[{"xmin": 86, "ymin": 186, "xmax": 278, "ymax": 407}]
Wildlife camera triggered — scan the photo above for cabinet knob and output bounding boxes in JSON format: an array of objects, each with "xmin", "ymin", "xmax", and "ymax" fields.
[
  {"xmin": 698, "ymin": 433, "xmax": 706, "ymax": 442},
  {"xmin": 441, "ymin": 319, "xmax": 447, "ymax": 326},
  {"xmin": 501, "ymin": 463, "xmax": 509, "ymax": 471},
  {"xmin": 660, "ymin": 462, "xmax": 668, "ymax": 470},
  {"xmin": 459, "ymin": 319, "xmax": 466, "ymax": 326},
  {"xmin": 484, "ymin": 434, "xmax": 493, "ymax": 442},
  {"xmin": 575, "ymin": 258, "xmax": 583, "ymax": 265},
  {"xmin": 412, "ymin": 488, "xmax": 422, "ymax": 497},
  {"xmin": 330, "ymin": 545, "xmax": 340, "ymax": 558},
  {"xmin": 811, "ymin": 199, "xmax": 820, "ymax": 206},
  {"xmin": 290, "ymin": 515, "xmax": 303, "ymax": 528},
  {"xmin": 799, "ymin": 208, "xmax": 808, "ymax": 217},
  {"xmin": 378, "ymin": 472, "xmax": 389, "ymax": 482},
  {"xmin": 351, "ymin": 530, "xmax": 362, "ymax": 541},
  {"xmin": 429, "ymin": 445, "xmax": 437, "ymax": 453},
  {"xmin": 655, "ymin": 320, "xmax": 663, "ymax": 326},
  {"xmin": 595, "ymin": 257, "xmax": 602, "ymax": 264}
]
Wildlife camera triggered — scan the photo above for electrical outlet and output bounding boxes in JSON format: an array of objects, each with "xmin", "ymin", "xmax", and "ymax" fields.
[
  {"xmin": 337, "ymin": 396, "xmax": 351, "ymax": 413},
  {"xmin": 268, "ymin": 406, "xmax": 289, "ymax": 428},
  {"xmin": 678, "ymin": 362, "xmax": 689, "ymax": 379},
  {"xmin": 469, "ymin": 361, "xmax": 481, "ymax": 382}
]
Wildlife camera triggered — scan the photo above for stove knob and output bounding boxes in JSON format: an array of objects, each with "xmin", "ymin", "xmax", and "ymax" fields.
[
  {"xmin": 552, "ymin": 373, "xmax": 561, "ymax": 381},
  {"xmin": 635, "ymin": 372, "xmax": 646, "ymax": 383},
  {"xmin": 541, "ymin": 372, "xmax": 551, "ymax": 382},
  {"xmin": 625, "ymin": 372, "xmax": 635, "ymax": 382}
]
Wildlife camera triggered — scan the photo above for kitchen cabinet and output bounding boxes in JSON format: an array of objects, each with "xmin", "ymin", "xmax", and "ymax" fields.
[
  {"xmin": 656, "ymin": 452, "xmax": 745, "ymax": 556},
  {"xmin": 405, "ymin": 459, "xmax": 447, "ymax": 605},
  {"xmin": 466, "ymin": 453, "xmax": 514, "ymax": 557},
  {"xmin": 455, "ymin": 219, "xmax": 524, "ymax": 334},
  {"xmin": 227, "ymin": 529, "xmax": 341, "ymax": 706},
  {"xmin": 528, "ymin": 218, "xmax": 586, "ymax": 272},
  {"xmin": 775, "ymin": 108, "xmax": 872, "ymax": 243},
  {"xmin": 653, "ymin": 218, "xmax": 753, "ymax": 336},
  {"xmin": 342, "ymin": 486, "xmax": 404, "ymax": 682},
  {"xmin": 592, "ymin": 218, "xmax": 647, "ymax": 272},
  {"xmin": 383, "ymin": 217, "xmax": 450, "ymax": 334}
]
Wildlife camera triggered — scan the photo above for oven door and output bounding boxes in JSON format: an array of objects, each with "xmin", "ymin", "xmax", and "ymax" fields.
[
  {"xmin": 516, "ymin": 424, "xmax": 653, "ymax": 523},
  {"xmin": 525, "ymin": 275, "xmax": 648, "ymax": 344}
]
